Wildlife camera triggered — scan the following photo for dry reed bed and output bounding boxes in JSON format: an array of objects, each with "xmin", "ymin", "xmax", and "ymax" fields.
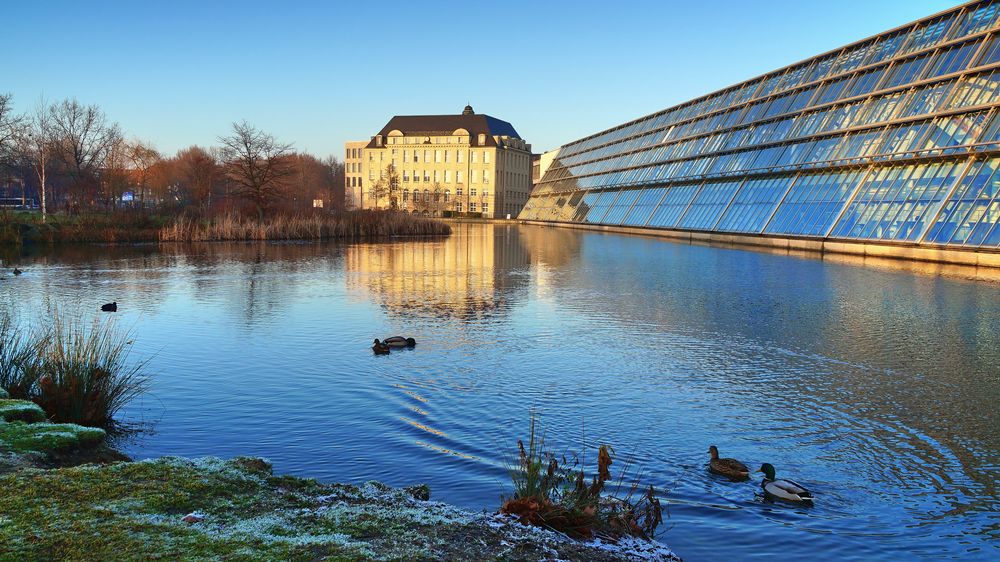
[{"xmin": 159, "ymin": 211, "xmax": 451, "ymax": 242}]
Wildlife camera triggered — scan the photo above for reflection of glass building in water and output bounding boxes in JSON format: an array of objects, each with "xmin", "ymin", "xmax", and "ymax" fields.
[{"xmin": 521, "ymin": 1, "xmax": 1000, "ymax": 262}]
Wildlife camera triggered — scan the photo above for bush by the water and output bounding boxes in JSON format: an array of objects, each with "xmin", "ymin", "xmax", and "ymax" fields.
[
  {"xmin": 158, "ymin": 210, "xmax": 451, "ymax": 241},
  {"xmin": 500, "ymin": 415, "xmax": 664, "ymax": 541},
  {"xmin": 0, "ymin": 313, "xmax": 149, "ymax": 426}
]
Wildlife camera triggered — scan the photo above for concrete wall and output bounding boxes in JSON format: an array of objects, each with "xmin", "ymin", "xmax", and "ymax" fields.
[{"xmin": 518, "ymin": 219, "xmax": 1000, "ymax": 269}]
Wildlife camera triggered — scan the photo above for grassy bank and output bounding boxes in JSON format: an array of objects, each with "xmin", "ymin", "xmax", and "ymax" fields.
[
  {"xmin": 0, "ymin": 456, "xmax": 679, "ymax": 561},
  {"xmin": 0, "ymin": 210, "xmax": 450, "ymax": 246}
]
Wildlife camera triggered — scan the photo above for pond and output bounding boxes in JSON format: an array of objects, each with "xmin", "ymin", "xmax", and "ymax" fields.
[{"xmin": 2, "ymin": 223, "xmax": 999, "ymax": 561}]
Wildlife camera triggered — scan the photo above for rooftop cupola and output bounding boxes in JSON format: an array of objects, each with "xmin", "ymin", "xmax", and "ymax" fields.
[{"xmin": 462, "ymin": 104, "xmax": 475, "ymax": 115}]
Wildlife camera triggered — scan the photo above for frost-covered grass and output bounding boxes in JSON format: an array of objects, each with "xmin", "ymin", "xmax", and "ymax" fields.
[
  {"xmin": 0, "ymin": 418, "xmax": 105, "ymax": 454},
  {"xmin": 0, "ymin": 456, "xmax": 679, "ymax": 561},
  {"xmin": 0, "ymin": 398, "xmax": 47, "ymax": 422}
]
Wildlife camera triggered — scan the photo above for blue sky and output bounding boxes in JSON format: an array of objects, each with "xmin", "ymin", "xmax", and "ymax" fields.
[{"xmin": 3, "ymin": 0, "xmax": 959, "ymax": 158}]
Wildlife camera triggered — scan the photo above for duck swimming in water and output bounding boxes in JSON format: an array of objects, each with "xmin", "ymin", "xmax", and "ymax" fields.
[
  {"xmin": 383, "ymin": 336, "xmax": 416, "ymax": 348},
  {"xmin": 758, "ymin": 463, "xmax": 814, "ymax": 504},
  {"xmin": 12, "ymin": 268, "xmax": 22, "ymax": 276},
  {"xmin": 708, "ymin": 445, "xmax": 750, "ymax": 480},
  {"xmin": 372, "ymin": 339, "xmax": 391, "ymax": 355},
  {"xmin": 101, "ymin": 302, "xmax": 118, "ymax": 312}
]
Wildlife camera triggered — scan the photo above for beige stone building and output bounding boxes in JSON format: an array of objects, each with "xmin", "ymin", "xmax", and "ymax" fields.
[
  {"xmin": 345, "ymin": 105, "xmax": 532, "ymax": 218},
  {"xmin": 344, "ymin": 141, "xmax": 366, "ymax": 210}
]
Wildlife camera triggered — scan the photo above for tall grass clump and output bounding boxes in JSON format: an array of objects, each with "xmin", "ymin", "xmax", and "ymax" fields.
[
  {"xmin": 0, "ymin": 314, "xmax": 47, "ymax": 398},
  {"xmin": 0, "ymin": 312, "xmax": 149, "ymax": 427},
  {"xmin": 500, "ymin": 415, "xmax": 664, "ymax": 541},
  {"xmin": 159, "ymin": 210, "xmax": 450, "ymax": 242}
]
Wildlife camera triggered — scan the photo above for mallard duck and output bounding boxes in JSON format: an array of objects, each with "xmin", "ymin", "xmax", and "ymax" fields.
[
  {"xmin": 758, "ymin": 463, "xmax": 814, "ymax": 504},
  {"xmin": 12, "ymin": 268, "xmax": 22, "ymax": 276},
  {"xmin": 372, "ymin": 339, "xmax": 391, "ymax": 355},
  {"xmin": 101, "ymin": 302, "xmax": 118, "ymax": 312},
  {"xmin": 708, "ymin": 445, "xmax": 749, "ymax": 480},
  {"xmin": 383, "ymin": 336, "xmax": 416, "ymax": 348}
]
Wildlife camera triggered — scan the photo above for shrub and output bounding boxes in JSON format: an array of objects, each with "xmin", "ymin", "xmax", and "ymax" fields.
[
  {"xmin": 0, "ymin": 312, "xmax": 149, "ymax": 427},
  {"xmin": 500, "ymin": 414, "xmax": 664, "ymax": 541}
]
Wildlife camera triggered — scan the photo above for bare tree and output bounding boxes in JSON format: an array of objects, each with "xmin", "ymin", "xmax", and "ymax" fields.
[
  {"xmin": 126, "ymin": 140, "xmax": 161, "ymax": 206},
  {"xmin": 47, "ymin": 98, "xmax": 122, "ymax": 209},
  {"xmin": 0, "ymin": 93, "xmax": 23, "ymax": 165},
  {"xmin": 218, "ymin": 121, "xmax": 293, "ymax": 218},
  {"xmin": 15, "ymin": 102, "xmax": 54, "ymax": 221}
]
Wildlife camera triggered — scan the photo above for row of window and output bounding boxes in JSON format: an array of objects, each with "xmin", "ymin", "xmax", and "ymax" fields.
[
  {"xmin": 374, "ymin": 148, "xmax": 492, "ymax": 164},
  {"xmin": 538, "ymin": 107, "xmax": 1000, "ymax": 193},
  {"xmin": 555, "ymin": 1, "xmax": 1000, "ymax": 162},
  {"xmin": 391, "ymin": 169, "xmax": 492, "ymax": 184},
  {"xmin": 520, "ymin": 156, "xmax": 1000, "ymax": 248},
  {"xmin": 545, "ymin": 48, "xmax": 1000, "ymax": 179}
]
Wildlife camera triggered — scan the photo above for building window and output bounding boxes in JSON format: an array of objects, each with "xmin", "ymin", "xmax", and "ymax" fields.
[
  {"xmin": 471, "ymin": 151, "xmax": 477, "ymax": 163},
  {"xmin": 484, "ymin": 151, "xmax": 490, "ymax": 163},
  {"xmin": 424, "ymin": 189, "xmax": 430, "ymax": 202},
  {"xmin": 413, "ymin": 151, "xmax": 419, "ymax": 163},
  {"xmin": 444, "ymin": 150, "xmax": 450, "ymax": 163},
  {"xmin": 483, "ymin": 190, "xmax": 488, "ymax": 198},
  {"xmin": 433, "ymin": 170, "xmax": 439, "ymax": 182},
  {"xmin": 458, "ymin": 151, "xmax": 464, "ymax": 163},
  {"xmin": 470, "ymin": 188, "xmax": 477, "ymax": 197},
  {"xmin": 424, "ymin": 170, "xmax": 430, "ymax": 182},
  {"xmin": 403, "ymin": 189, "xmax": 409, "ymax": 201},
  {"xmin": 444, "ymin": 190, "xmax": 450, "ymax": 202},
  {"xmin": 444, "ymin": 170, "xmax": 451, "ymax": 183},
  {"xmin": 470, "ymin": 202, "xmax": 477, "ymax": 212},
  {"xmin": 434, "ymin": 190, "xmax": 441, "ymax": 202},
  {"xmin": 457, "ymin": 171, "xmax": 463, "ymax": 183},
  {"xmin": 403, "ymin": 151, "xmax": 409, "ymax": 163},
  {"xmin": 435, "ymin": 150, "xmax": 441, "ymax": 163},
  {"xmin": 402, "ymin": 171, "xmax": 409, "ymax": 182},
  {"xmin": 424, "ymin": 150, "xmax": 430, "ymax": 162},
  {"xmin": 482, "ymin": 203, "xmax": 488, "ymax": 213},
  {"xmin": 456, "ymin": 202, "xmax": 463, "ymax": 212},
  {"xmin": 413, "ymin": 170, "xmax": 419, "ymax": 183},
  {"xmin": 483, "ymin": 170, "xmax": 489, "ymax": 183},
  {"xmin": 456, "ymin": 188, "xmax": 463, "ymax": 196},
  {"xmin": 478, "ymin": 133, "xmax": 486, "ymax": 144}
]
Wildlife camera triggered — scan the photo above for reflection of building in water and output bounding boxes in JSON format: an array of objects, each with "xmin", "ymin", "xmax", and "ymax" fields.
[{"xmin": 345, "ymin": 224, "xmax": 536, "ymax": 319}]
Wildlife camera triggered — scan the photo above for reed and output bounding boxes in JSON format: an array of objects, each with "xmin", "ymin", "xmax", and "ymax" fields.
[
  {"xmin": 158, "ymin": 211, "xmax": 451, "ymax": 242},
  {"xmin": 500, "ymin": 414, "xmax": 664, "ymax": 541},
  {"xmin": 0, "ymin": 312, "xmax": 150, "ymax": 427}
]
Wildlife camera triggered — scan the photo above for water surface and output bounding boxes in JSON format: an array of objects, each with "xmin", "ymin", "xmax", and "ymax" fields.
[{"xmin": 3, "ymin": 224, "xmax": 999, "ymax": 561}]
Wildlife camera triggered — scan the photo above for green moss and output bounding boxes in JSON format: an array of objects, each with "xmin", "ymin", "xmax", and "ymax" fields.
[
  {"xmin": 0, "ymin": 399, "xmax": 47, "ymax": 423},
  {"xmin": 0, "ymin": 457, "xmax": 677, "ymax": 561},
  {"xmin": 0, "ymin": 420, "xmax": 105, "ymax": 454}
]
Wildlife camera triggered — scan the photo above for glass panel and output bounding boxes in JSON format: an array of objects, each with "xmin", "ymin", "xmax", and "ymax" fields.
[
  {"xmin": 601, "ymin": 188, "xmax": 643, "ymax": 225},
  {"xmin": 976, "ymin": 33, "xmax": 1000, "ymax": 66},
  {"xmin": 947, "ymin": 69, "xmax": 1000, "ymax": 107},
  {"xmin": 883, "ymin": 53, "xmax": 932, "ymax": 88},
  {"xmin": 677, "ymin": 180, "xmax": 743, "ymax": 230},
  {"xmin": 647, "ymin": 184, "xmax": 700, "ymax": 228},
  {"xmin": 844, "ymin": 65, "xmax": 887, "ymax": 98},
  {"xmin": 572, "ymin": 190, "xmax": 604, "ymax": 222},
  {"xmin": 622, "ymin": 187, "xmax": 667, "ymax": 226},
  {"xmin": 868, "ymin": 32, "xmax": 909, "ymax": 65},
  {"xmin": 921, "ymin": 110, "xmax": 991, "ymax": 152},
  {"xmin": 925, "ymin": 39, "xmax": 982, "ymax": 78},
  {"xmin": 954, "ymin": 1, "xmax": 1000, "ymax": 38},
  {"xmin": 766, "ymin": 170, "xmax": 864, "ymax": 236},
  {"xmin": 815, "ymin": 78, "xmax": 850, "ymax": 106},
  {"xmin": 898, "ymin": 80, "xmax": 955, "ymax": 117},
  {"xmin": 902, "ymin": 15, "xmax": 955, "ymax": 55},
  {"xmin": 715, "ymin": 176, "xmax": 793, "ymax": 232},
  {"xmin": 926, "ymin": 157, "xmax": 1000, "ymax": 245}
]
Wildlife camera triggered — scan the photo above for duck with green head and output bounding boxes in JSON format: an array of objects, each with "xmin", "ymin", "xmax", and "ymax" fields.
[{"xmin": 758, "ymin": 463, "xmax": 814, "ymax": 504}]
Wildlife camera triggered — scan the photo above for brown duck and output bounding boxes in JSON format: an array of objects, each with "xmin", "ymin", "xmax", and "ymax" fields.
[{"xmin": 708, "ymin": 445, "xmax": 750, "ymax": 480}]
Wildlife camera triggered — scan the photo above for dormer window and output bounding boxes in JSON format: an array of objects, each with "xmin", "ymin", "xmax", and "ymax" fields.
[{"xmin": 478, "ymin": 133, "xmax": 486, "ymax": 145}]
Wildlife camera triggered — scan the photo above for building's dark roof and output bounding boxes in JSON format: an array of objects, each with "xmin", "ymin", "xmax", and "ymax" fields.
[{"xmin": 366, "ymin": 107, "xmax": 521, "ymax": 149}]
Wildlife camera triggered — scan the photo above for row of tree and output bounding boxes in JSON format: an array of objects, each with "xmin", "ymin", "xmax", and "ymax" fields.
[{"xmin": 0, "ymin": 94, "xmax": 345, "ymax": 220}]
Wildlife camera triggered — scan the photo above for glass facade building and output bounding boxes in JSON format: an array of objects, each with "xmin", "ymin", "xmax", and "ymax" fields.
[{"xmin": 520, "ymin": 1, "xmax": 1000, "ymax": 251}]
